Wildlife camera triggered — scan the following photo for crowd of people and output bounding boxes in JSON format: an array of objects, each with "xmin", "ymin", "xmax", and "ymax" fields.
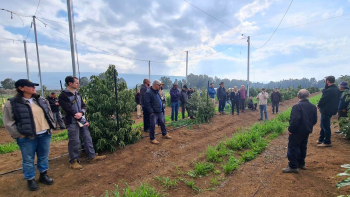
[{"xmin": 2, "ymin": 75, "xmax": 349, "ymax": 191}]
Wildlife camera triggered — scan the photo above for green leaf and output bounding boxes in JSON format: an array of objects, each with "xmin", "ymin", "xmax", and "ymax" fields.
[
  {"xmin": 337, "ymin": 172, "xmax": 350, "ymax": 177},
  {"xmin": 341, "ymin": 164, "xmax": 350, "ymax": 169},
  {"xmin": 336, "ymin": 177, "xmax": 350, "ymax": 189}
]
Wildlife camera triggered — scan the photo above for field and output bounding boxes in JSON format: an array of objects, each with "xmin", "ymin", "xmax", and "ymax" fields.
[{"xmin": 0, "ymin": 92, "xmax": 349, "ymax": 196}]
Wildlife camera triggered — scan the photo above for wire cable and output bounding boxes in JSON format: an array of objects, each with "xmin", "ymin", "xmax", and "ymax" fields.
[
  {"xmin": 34, "ymin": 0, "xmax": 41, "ymax": 16},
  {"xmin": 0, "ymin": 9, "xmax": 25, "ymax": 26},
  {"xmin": 253, "ymin": 0, "xmax": 293, "ymax": 49}
]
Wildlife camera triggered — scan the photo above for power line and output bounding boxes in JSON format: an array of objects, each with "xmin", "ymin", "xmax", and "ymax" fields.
[
  {"xmin": 183, "ymin": 0, "xmax": 240, "ymax": 34},
  {"xmin": 34, "ymin": 0, "xmax": 41, "ymax": 16},
  {"xmin": 253, "ymin": 0, "xmax": 293, "ymax": 49}
]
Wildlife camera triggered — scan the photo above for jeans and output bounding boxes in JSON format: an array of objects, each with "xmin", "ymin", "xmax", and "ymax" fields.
[
  {"xmin": 231, "ymin": 100, "xmax": 239, "ymax": 115},
  {"xmin": 219, "ymin": 99, "xmax": 226, "ymax": 112},
  {"xmin": 171, "ymin": 102, "xmax": 179, "ymax": 121},
  {"xmin": 142, "ymin": 107, "xmax": 150, "ymax": 131},
  {"xmin": 16, "ymin": 132, "xmax": 52, "ymax": 180},
  {"xmin": 67, "ymin": 124, "xmax": 96, "ymax": 163},
  {"xmin": 319, "ymin": 113, "xmax": 332, "ymax": 144},
  {"xmin": 287, "ymin": 132, "xmax": 309, "ymax": 169},
  {"xmin": 150, "ymin": 113, "xmax": 167, "ymax": 140},
  {"xmin": 272, "ymin": 101, "xmax": 279, "ymax": 113},
  {"xmin": 259, "ymin": 105, "xmax": 268, "ymax": 120},
  {"xmin": 53, "ymin": 111, "xmax": 65, "ymax": 129},
  {"xmin": 240, "ymin": 99, "xmax": 246, "ymax": 111}
]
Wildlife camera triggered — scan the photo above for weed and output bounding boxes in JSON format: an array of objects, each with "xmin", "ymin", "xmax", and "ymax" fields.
[
  {"xmin": 183, "ymin": 179, "xmax": 201, "ymax": 193},
  {"xmin": 0, "ymin": 141, "xmax": 18, "ymax": 154},
  {"xmin": 210, "ymin": 177, "xmax": 220, "ymax": 187},
  {"xmin": 105, "ymin": 183, "xmax": 166, "ymax": 197},
  {"xmin": 190, "ymin": 162, "xmax": 215, "ymax": 177},
  {"xmin": 214, "ymin": 170, "xmax": 222, "ymax": 175},
  {"xmin": 155, "ymin": 176, "xmax": 178, "ymax": 189},
  {"xmin": 222, "ymin": 156, "xmax": 240, "ymax": 174}
]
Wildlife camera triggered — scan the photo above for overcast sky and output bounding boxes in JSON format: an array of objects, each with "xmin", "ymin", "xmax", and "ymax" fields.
[{"xmin": 0, "ymin": 0, "xmax": 349, "ymax": 82}]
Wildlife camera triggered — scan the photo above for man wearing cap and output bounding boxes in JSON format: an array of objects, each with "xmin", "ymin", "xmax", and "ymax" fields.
[
  {"xmin": 257, "ymin": 88, "xmax": 269, "ymax": 121},
  {"xmin": 317, "ymin": 76, "xmax": 341, "ymax": 147},
  {"xmin": 180, "ymin": 85, "xmax": 189, "ymax": 119},
  {"xmin": 144, "ymin": 80, "xmax": 172, "ymax": 144},
  {"xmin": 336, "ymin": 81, "xmax": 350, "ymax": 133},
  {"xmin": 170, "ymin": 83, "xmax": 181, "ymax": 121},
  {"xmin": 271, "ymin": 88, "xmax": 282, "ymax": 114},
  {"xmin": 217, "ymin": 82, "xmax": 227, "ymax": 115},
  {"xmin": 140, "ymin": 78, "xmax": 151, "ymax": 132},
  {"xmin": 208, "ymin": 83, "xmax": 216, "ymax": 104},
  {"xmin": 46, "ymin": 92, "xmax": 66, "ymax": 129}
]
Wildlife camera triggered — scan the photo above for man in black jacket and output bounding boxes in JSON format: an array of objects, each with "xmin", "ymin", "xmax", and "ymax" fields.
[
  {"xmin": 317, "ymin": 76, "xmax": 341, "ymax": 147},
  {"xmin": 140, "ymin": 78, "xmax": 151, "ymax": 132},
  {"xmin": 282, "ymin": 89, "xmax": 317, "ymax": 173},
  {"xmin": 271, "ymin": 88, "xmax": 281, "ymax": 114},
  {"xmin": 180, "ymin": 85, "xmax": 189, "ymax": 119},
  {"xmin": 217, "ymin": 82, "xmax": 227, "ymax": 115},
  {"xmin": 144, "ymin": 80, "xmax": 172, "ymax": 144},
  {"xmin": 46, "ymin": 92, "xmax": 65, "ymax": 129},
  {"xmin": 59, "ymin": 76, "xmax": 106, "ymax": 170}
]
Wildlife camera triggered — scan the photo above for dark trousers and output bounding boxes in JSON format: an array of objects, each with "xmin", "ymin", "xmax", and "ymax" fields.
[
  {"xmin": 287, "ymin": 132, "xmax": 309, "ymax": 169},
  {"xmin": 231, "ymin": 100, "xmax": 239, "ymax": 115},
  {"xmin": 248, "ymin": 103, "xmax": 257, "ymax": 110},
  {"xmin": 219, "ymin": 99, "xmax": 226, "ymax": 112},
  {"xmin": 272, "ymin": 101, "xmax": 279, "ymax": 113},
  {"xmin": 319, "ymin": 113, "xmax": 332, "ymax": 144},
  {"xmin": 142, "ymin": 107, "xmax": 150, "ymax": 131},
  {"xmin": 239, "ymin": 99, "xmax": 246, "ymax": 111},
  {"xmin": 181, "ymin": 102, "xmax": 186, "ymax": 119},
  {"xmin": 150, "ymin": 113, "xmax": 167, "ymax": 140},
  {"xmin": 53, "ymin": 112, "xmax": 65, "ymax": 129}
]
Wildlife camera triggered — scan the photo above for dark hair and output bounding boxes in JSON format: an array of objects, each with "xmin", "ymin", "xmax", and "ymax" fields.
[
  {"xmin": 210, "ymin": 83, "xmax": 214, "ymax": 85},
  {"xmin": 325, "ymin": 76, "xmax": 335, "ymax": 84},
  {"xmin": 50, "ymin": 92, "xmax": 56, "ymax": 95},
  {"xmin": 143, "ymin": 78, "xmax": 149, "ymax": 84},
  {"xmin": 65, "ymin": 76, "xmax": 78, "ymax": 86}
]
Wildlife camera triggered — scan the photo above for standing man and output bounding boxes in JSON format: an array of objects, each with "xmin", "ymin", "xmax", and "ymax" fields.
[
  {"xmin": 239, "ymin": 85, "xmax": 247, "ymax": 113},
  {"xmin": 180, "ymin": 85, "xmax": 189, "ymax": 119},
  {"xmin": 134, "ymin": 90, "xmax": 142, "ymax": 119},
  {"xmin": 282, "ymin": 89, "xmax": 317, "ymax": 173},
  {"xmin": 46, "ymin": 92, "xmax": 66, "ymax": 129},
  {"xmin": 144, "ymin": 80, "xmax": 172, "ymax": 144},
  {"xmin": 317, "ymin": 76, "xmax": 341, "ymax": 147},
  {"xmin": 208, "ymin": 83, "xmax": 216, "ymax": 104},
  {"xmin": 217, "ymin": 82, "xmax": 227, "ymax": 115},
  {"xmin": 257, "ymin": 88, "xmax": 269, "ymax": 121},
  {"xmin": 140, "ymin": 78, "xmax": 151, "ymax": 132},
  {"xmin": 170, "ymin": 83, "xmax": 181, "ymax": 121},
  {"xmin": 59, "ymin": 76, "xmax": 106, "ymax": 170},
  {"xmin": 271, "ymin": 88, "xmax": 282, "ymax": 114},
  {"xmin": 337, "ymin": 81, "xmax": 350, "ymax": 133}
]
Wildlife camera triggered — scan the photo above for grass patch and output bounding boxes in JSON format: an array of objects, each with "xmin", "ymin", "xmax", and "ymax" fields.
[
  {"xmin": 206, "ymin": 142, "xmax": 231, "ymax": 163},
  {"xmin": 105, "ymin": 183, "xmax": 166, "ymax": 197},
  {"xmin": 51, "ymin": 130, "xmax": 68, "ymax": 142},
  {"xmin": 155, "ymin": 176, "xmax": 178, "ymax": 189},
  {"xmin": 182, "ymin": 179, "xmax": 201, "ymax": 193},
  {"xmin": 222, "ymin": 156, "xmax": 241, "ymax": 174},
  {"xmin": 188, "ymin": 162, "xmax": 215, "ymax": 178}
]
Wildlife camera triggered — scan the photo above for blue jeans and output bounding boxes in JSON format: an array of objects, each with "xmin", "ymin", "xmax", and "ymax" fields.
[
  {"xmin": 319, "ymin": 113, "xmax": 332, "ymax": 144},
  {"xmin": 171, "ymin": 102, "xmax": 179, "ymax": 121},
  {"xmin": 150, "ymin": 113, "xmax": 167, "ymax": 140},
  {"xmin": 259, "ymin": 105, "xmax": 268, "ymax": 120},
  {"xmin": 219, "ymin": 99, "xmax": 226, "ymax": 112},
  {"xmin": 16, "ymin": 132, "xmax": 52, "ymax": 180}
]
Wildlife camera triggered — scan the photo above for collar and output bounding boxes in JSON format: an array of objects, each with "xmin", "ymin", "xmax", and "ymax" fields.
[{"xmin": 23, "ymin": 97, "xmax": 34, "ymax": 104}]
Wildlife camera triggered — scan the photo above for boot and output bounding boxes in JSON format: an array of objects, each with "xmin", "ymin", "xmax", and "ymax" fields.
[
  {"xmin": 150, "ymin": 139, "xmax": 160, "ymax": 144},
  {"xmin": 39, "ymin": 171, "xmax": 54, "ymax": 185},
  {"xmin": 89, "ymin": 154, "xmax": 107, "ymax": 163},
  {"xmin": 299, "ymin": 166, "xmax": 307, "ymax": 170},
  {"xmin": 70, "ymin": 159, "xmax": 83, "ymax": 170},
  {"xmin": 282, "ymin": 166, "xmax": 299, "ymax": 173},
  {"xmin": 162, "ymin": 134, "xmax": 172, "ymax": 139},
  {"xmin": 27, "ymin": 179, "xmax": 39, "ymax": 191}
]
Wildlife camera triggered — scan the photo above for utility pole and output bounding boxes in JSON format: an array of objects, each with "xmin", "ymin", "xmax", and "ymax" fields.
[
  {"xmin": 247, "ymin": 36, "xmax": 250, "ymax": 98},
  {"xmin": 148, "ymin": 61, "xmax": 150, "ymax": 81},
  {"xmin": 32, "ymin": 16, "xmax": 44, "ymax": 96},
  {"xmin": 23, "ymin": 40, "xmax": 30, "ymax": 80},
  {"xmin": 67, "ymin": 0, "xmax": 76, "ymax": 77},
  {"xmin": 186, "ymin": 51, "xmax": 188, "ymax": 84}
]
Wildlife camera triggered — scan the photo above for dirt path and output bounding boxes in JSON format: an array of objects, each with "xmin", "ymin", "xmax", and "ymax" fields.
[{"xmin": 2, "ymin": 93, "xmax": 347, "ymax": 197}]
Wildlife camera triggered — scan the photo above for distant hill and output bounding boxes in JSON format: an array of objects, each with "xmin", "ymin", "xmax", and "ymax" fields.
[{"xmin": 0, "ymin": 72, "xmax": 185, "ymax": 90}]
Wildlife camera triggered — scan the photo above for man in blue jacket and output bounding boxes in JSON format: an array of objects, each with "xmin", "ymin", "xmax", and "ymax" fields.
[
  {"xmin": 283, "ymin": 89, "xmax": 317, "ymax": 173},
  {"xmin": 208, "ymin": 83, "xmax": 216, "ymax": 104},
  {"xmin": 336, "ymin": 81, "xmax": 350, "ymax": 133},
  {"xmin": 144, "ymin": 80, "xmax": 172, "ymax": 144},
  {"xmin": 170, "ymin": 83, "xmax": 181, "ymax": 121},
  {"xmin": 317, "ymin": 76, "xmax": 341, "ymax": 147}
]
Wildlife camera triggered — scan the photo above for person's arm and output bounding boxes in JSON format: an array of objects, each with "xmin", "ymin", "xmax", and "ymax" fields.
[
  {"xmin": 140, "ymin": 87, "xmax": 146, "ymax": 105},
  {"xmin": 144, "ymin": 92, "xmax": 154, "ymax": 114},
  {"xmin": 58, "ymin": 92, "xmax": 77, "ymax": 117},
  {"xmin": 263, "ymin": 92, "xmax": 269, "ymax": 99},
  {"xmin": 317, "ymin": 89, "xmax": 332, "ymax": 108},
  {"xmin": 256, "ymin": 93, "xmax": 260, "ymax": 100},
  {"xmin": 3, "ymin": 101, "xmax": 21, "ymax": 139},
  {"xmin": 288, "ymin": 105, "xmax": 301, "ymax": 134},
  {"xmin": 313, "ymin": 106, "xmax": 318, "ymax": 126}
]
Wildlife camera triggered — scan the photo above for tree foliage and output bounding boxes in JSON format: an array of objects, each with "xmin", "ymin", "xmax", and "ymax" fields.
[
  {"xmin": 1, "ymin": 78, "xmax": 15, "ymax": 89},
  {"xmin": 80, "ymin": 77, "xmax": 89, "ymax": 87},
  {"xmin": 186, "ymin": 89, "xmax": 216, "ymax": 124},
  {"xmin": 80, "ymin": 65, "xmax": 141, "ymax": 152},
  {"xmin": 160, "ymin": 76, "xmax": 172, "ymax": 89}
]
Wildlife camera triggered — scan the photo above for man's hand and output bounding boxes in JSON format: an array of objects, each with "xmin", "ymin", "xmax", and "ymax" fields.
[
  {"xmin": 316, "ymin": 104, "xmax": 319, "ymax": 109},
  {"xmin": 219, "ymin": 99, "xmax": 221, "ymax": 101},
  {"xmin": 55, "ymin": 103, "xmax": 59, "ymax": 106},
  {"xmin": 18, "ymin": 135, "xmax": 26, "ymax": 138},
  {"xmin": 74, "ymin": 112, "xmax": 83, "ymax": 119},
  {"xmin": 289, "ymin": 132, "xmax": 292, "ymax": 135},
  {"xmin": 83, "ymin": 122, "xmax": 89, "ymax": 127},
  {"xmin": 150, "ymin": 113, "xmax": 154, "ymax": 116}
]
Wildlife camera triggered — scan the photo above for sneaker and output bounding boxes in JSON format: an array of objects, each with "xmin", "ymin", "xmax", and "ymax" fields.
[
  {"xmin": 70, "ymin": 159, "xmax": 83, "ymax": 170},
  {"xmin": 90, "ymin": 154, "xmax": 107, "ymax": 163},
  {"xmin": 335, "ymin": 130, "xmax": 341, "ymax": 134},
  {"xmin": 162, "ymin": 134, "xmax": 172, "ymax": 139},
  {"xmin": 317, "ymin": 143, "xmax": 332, "ymax": 147},
  {"xmin": 316, "ymin": 140, "xmax": 323, "ymax": 144},
  {"xmin": 150, "ymin": 139, "xmax": 160, "ymax": 144},
  {"xmin": 299, "ymin": 166, "xmax": 307, "ymax": 170},
  {"xmin": 282, "ymin": 166, "xmax": 299, "ymax": 173}
]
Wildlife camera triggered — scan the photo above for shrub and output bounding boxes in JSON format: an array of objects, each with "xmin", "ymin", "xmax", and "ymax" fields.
[
  {"xmin": 81, "ymin": 65, "xmax": 141, "ymax": 152},
  {"xmin": 222, "ymin": 156, "xmax": 240, "ymax": 174},
  {"xmin": 186, "ymin": 90, "xmax": 216, "ymax": 124}
]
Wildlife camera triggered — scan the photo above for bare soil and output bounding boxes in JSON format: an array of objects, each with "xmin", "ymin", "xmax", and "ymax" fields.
[{"xmin": 0, "ymin": 93, "xmax": 349, "ymax": 197}]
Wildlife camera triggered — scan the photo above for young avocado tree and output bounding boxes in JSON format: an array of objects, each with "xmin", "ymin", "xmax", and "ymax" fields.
[
  {"xmin": 80, "ymin": 65, "xmax": 141, "ymax": 152},
  {"xmin": 186, "ymin": 89, "xmax": 216, "ymax": 124}
]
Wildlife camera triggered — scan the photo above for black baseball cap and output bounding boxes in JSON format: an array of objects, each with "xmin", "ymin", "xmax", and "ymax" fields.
[{"xmin": 15, "ymin": 79, "xmax": 39, "ymax": 88}]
